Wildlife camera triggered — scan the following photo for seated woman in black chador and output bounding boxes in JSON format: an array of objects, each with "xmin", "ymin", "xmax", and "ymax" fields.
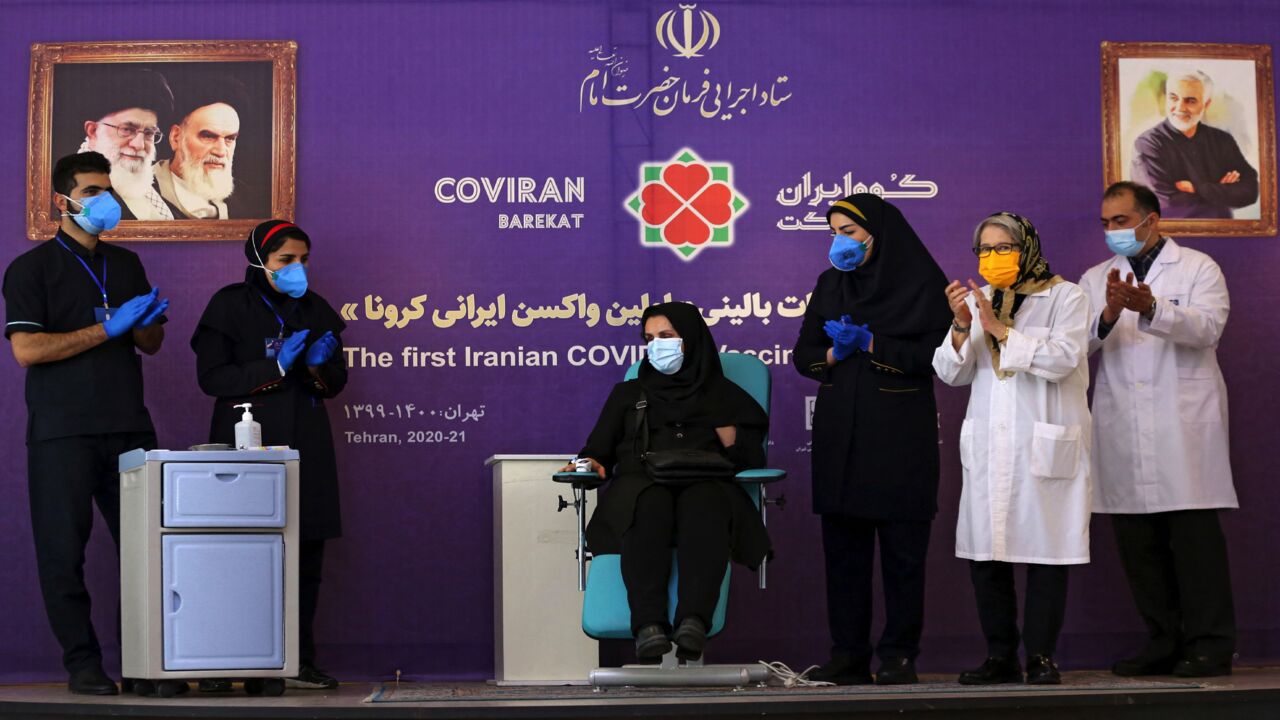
[{"xmin": 566, "ymin": 302, "xmax": 770, "ymax": 662}]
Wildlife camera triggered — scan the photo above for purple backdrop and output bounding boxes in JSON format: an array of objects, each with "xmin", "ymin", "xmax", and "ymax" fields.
[{"xmin": 1, "ymin": 1, "xmax": 1277, "ymax": 682}]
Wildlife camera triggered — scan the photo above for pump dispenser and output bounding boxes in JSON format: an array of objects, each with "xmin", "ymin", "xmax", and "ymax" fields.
[{"xmin": 234, "ymin": 403, "xmax": 262, "ymax": 449}]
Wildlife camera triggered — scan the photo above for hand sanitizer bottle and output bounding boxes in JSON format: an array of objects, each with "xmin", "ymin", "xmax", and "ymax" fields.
[{"xmin": 234, "ymin": 403, "xmax": 262, "ymax": 450}]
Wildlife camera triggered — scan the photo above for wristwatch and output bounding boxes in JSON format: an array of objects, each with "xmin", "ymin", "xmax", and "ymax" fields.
[{"xmin": 952, "ymin": 320, "xmax": 971, "ymax": 334}]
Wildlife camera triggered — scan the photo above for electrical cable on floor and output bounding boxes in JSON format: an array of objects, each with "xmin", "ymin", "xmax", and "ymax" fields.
[{"xmin": 758, "ymin": 660, "xmax": 835, "ymax": 687}]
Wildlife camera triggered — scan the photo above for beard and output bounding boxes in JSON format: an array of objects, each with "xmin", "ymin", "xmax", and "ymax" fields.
[
  {"xmin": 1167, "ymin": 109, "xmax": 1203, "ymax": 133},
  {"xmin": 81, "ymin": 137, "xmax": 156, "ymax": 198},
  {"xmin": 176, "ymin": 150, "xmax": 235, "ymax": 203}
]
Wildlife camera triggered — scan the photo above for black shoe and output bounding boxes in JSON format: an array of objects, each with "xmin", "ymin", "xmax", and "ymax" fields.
[
  {"xmin": 1173, "ymin": 655, "xmax": 1232, "ymax": 678},
  {"xmin": 1112, "ymin": 651, "xmax": 1178, "ymax": 677},
  {"xmin": 958, "ymin": 656, "xmax": 1023, "ymax": 685},
  {"xmin": 634, "ymin": 624, "xmax": 672, "ymax": 663},
  {"xmin": 672, "ymin": 617, "xmax": 708, "ymax": 661},
  {"xmin": 1026, "ymin": 655, "xmax": 1061, "ymax": 685},
  {"xmin": 68, "ymin": 665, "xmax": 119, "ymax": 696},
  {"xmin": 875, "ymin": 657, "xmax": 919, "ymax": 685},
  {"xmin": 286, "ymin": 664, "xmax": 339, "ymax": 690},
  {"xmin": 809, "ymin": 655, "xmax": 874, "ymax": 685},
  {"xmin": 198, "ymin": 678, "xmax": 234, "ymax": 692}
]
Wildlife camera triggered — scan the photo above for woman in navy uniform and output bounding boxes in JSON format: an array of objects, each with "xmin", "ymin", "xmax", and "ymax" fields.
[
  {"xmin": 793, "ymin": 194, "xmax": 952, "ymax": 685},
  {"xmin": 190, "ymin": 219, "xmax": 345, "ymax": 690}
]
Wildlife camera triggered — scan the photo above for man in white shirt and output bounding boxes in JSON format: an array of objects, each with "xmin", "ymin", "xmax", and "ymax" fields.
[{"xmin": 1080, "ymin": 181, "xmax": 1236, "ymax": 678}]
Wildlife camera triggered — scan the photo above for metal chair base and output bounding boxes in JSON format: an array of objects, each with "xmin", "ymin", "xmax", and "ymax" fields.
[{"xmin": 589, "ymin": 650, "xmax": 770, "ymax": 688}]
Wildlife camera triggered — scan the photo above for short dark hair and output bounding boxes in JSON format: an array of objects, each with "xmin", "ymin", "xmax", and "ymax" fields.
[
  {"xmin": 1104, "ymin": 181, "xmax": 1161, "ymax": 217},
  {"xmin": 52, "ymin": 151, "xmax": 111, "ymax": 196}
]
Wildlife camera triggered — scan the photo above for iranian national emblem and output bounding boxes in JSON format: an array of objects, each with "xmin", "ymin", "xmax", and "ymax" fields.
[
  {"xmin": 625, "ymin": 148, "xmax": 748, "ymax": 261},
  {"xmin": 656, "ymin": 4, "xmax": 721, "ymax": 59}
]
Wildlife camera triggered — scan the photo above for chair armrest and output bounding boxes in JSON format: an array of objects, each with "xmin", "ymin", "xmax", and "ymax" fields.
[
  {"xmin": 552, "ymin": 471, "xmax": 607, "ymax": 490},
  {"xmin": 734, "ymin": 468, "xmax": 786, "ymax": 484}
]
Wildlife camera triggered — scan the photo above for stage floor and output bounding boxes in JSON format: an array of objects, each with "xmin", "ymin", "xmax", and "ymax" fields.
[{"xmin": 2, "ymin": 668, "xmax": 1279, "ymax": 720}]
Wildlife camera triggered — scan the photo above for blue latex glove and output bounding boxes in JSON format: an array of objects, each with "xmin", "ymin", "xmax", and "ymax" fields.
[
  {"xmin": 103, "ymin": 288, "xmax": 158, "ymax": 338},
  {"xmin": 276, "ymin": 329, "xmax": 310, "ymax": 372},
  {"xmin": 305, "ymin": 330, "xmax": 338, "ymax": 367},
  {"xmin": 136, "ymin": 297, "xmax": 170, "ymax": 328},
  {"xmin": 823, "ymin": 314, "xmax": 873, "ymax": 360}
]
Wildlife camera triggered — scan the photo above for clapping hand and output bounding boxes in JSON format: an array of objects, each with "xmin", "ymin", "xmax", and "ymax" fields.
[
  {"xmin": 136, "ymin": 294, "xmax": 169, "ymax": 328},
  {"xmin": 276, "ymin": 329, "xmax": 310, "ymax": 372},
  {"xmin": 824, "ymin": 314, "xmax": 872, "ymax": 360},
  {"xmin": 104, "ymin": 288, "xmax": 159, "ymax": 338},
  {"xmin": 1106, "ymin": 269, "xmax": 1154, "ymax": 316},
  {"xmin": 945, "ymin": 280, "xmax": 973, "ymax": 327},
  {"xmin": 967, "ymin": 280, "xmax": 1007, "ymax": 340},
  {"xmin": 305, "ymin": 330, "xmax": 339, "ymax": 367}
]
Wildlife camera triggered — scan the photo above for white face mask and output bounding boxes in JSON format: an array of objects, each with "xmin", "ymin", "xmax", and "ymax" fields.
[{"xmin": 646, "ymin": 337, "xmax": 684, "ymax": 374}]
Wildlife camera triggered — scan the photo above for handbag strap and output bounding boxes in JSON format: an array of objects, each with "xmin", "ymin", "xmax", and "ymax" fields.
[{"xmin": 633, "ymin": 390, "xmax": 650, "ymax": 460}]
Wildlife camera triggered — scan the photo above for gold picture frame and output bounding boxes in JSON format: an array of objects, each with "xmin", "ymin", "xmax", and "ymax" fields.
[
  {"xmin": 27, "ymin": 40, "xmax": 297, "ymax": 242},
  {"xmin": 1101, "ymin": 41, "xmax": 1276, "ymax": 237}
]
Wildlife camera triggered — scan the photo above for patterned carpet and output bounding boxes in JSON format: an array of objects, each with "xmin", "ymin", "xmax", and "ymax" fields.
[{"xmin": 365, "ymin": 671, "xmax": 1203, "ymax": 703}]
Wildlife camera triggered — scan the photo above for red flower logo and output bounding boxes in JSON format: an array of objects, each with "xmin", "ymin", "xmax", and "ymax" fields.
[{"xmin": 626, "ymin": 149, "xmax": 748, "ymax": 260}]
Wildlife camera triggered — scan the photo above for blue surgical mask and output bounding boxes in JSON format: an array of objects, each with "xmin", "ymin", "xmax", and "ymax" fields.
[
  {"xmin": 1105, "ymin": 215, "xmax": 1152, "ymax": 257},
  {"xmin": 270, "ymin": 262, "xmax": 308, "ymax": 298},
  {"xmin": 62, "ymin": 193, "xmax": 121, "ymax": 235},
  {"xmin": 829, "ymin": 234, "xmax": 871, "ymax": 271},
  {"xmin": 646, "ymin": 337, "xmax": 684, "ymax": 375}
]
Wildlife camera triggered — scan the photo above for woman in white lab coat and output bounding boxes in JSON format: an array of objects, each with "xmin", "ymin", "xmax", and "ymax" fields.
[{"xmin": 932, "ymin": 212, "xmax": 1092, "ymax": 687}]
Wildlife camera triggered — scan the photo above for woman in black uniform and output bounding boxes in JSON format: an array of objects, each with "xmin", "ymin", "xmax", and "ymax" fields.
[
  {"xmin": 190, "ymin": 219, "xmax": 346, "ymax": 690},
  {"xmin": 792, "ymin": 194, "xmax": 951, "ymax": 685},
  {"xmin": 567, "ymin": 302, "xmax": 769, "ymax": 662}
]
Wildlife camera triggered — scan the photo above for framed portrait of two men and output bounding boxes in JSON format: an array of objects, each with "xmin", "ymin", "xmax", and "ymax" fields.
[
  {"xmin": 26, "ymin": 40, "xmax": 296, "ymax": 242},
  {"xmin": 1102, "ymin": 41, "xmax": 1277, "ymax": 237}
]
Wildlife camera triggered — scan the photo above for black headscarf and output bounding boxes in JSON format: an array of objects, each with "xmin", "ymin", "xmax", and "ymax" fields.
[
  {"xmin": 245, "ymin": 219, "xmax": 310, "ymax": 266},
  {"xmin": 637, "ymin": 302, "xmax": 766, "ymax": 431},
  {"xmin": 815, "ymin": 193, "xmax": 952, "ymax": 335},
  {"xmin": 192, "ymin": 219, "xmax": 342, "ymax": 347},
  {"xmin": 243, "ymin": 219, "xmax": 311, "ymax": 296}
]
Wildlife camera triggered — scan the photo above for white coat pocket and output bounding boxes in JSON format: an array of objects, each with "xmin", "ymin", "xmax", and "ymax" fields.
[
  {"xmin": 1176, "ymin": 366, "xmax": 1220, "ymax": 423},
  {"xmin": 1031, "ymin": 421, "xmax": 1081, "ymax": 479},
  {"xmin": 959, "ymin": 418, "xmax": 977, "ymax": 471}
]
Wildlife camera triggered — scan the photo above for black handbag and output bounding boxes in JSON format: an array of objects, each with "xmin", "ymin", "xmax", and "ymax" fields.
[{"xmin": 634, "ymin": 391, "xmax": 735, "ymax": 485}]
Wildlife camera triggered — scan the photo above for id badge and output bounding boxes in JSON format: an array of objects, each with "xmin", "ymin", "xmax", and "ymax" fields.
[
  {"xmin": 94, "ymin": 307, "xmax": 119, "ymax": 324},
  {"xmin": 265, "ymin": 337, "xmax": 285, "ymax": 359}
]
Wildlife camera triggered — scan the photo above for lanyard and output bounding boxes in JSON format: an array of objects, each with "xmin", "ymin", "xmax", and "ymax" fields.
[
  {"xmin": 258, "ymin": 293, "xmax": 288, "ymax": 339},
  {"xmin": 56, "ymin": 237, "xmax": 108, "ymax": 309}
]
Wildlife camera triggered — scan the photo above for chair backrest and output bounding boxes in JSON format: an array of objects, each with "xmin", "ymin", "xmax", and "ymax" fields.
[{"xmin": 623, "ymin": 352, "xmax": 772, "ymax": 416}]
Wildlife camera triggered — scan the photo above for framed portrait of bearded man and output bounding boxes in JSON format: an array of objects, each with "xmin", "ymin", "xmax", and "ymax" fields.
[
  {"xmin": 1102, "ymin": 41, "xmax": 1276, "ymax": 237},
  {"xmin": 27, "ymin": 40, "xmax": 296, "ymax": 241}
]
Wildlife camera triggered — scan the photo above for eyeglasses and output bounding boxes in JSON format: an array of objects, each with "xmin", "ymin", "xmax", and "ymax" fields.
[
  {"xmin": 972, "ymin": 243, "xmax": 1022, "ymax": 258},
  {"xmin": 100, "ymin": 122, "xmax": 163, "ymax": 145}
]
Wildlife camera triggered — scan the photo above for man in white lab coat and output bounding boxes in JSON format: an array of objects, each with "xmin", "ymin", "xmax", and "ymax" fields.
[
  {"xmin": 934, "ymin": 212, "xmax": 1092, "ymax": 686},
  {"xmin": 1081, "ymin": 181, "xmax": 1236, "ymax": 678}
]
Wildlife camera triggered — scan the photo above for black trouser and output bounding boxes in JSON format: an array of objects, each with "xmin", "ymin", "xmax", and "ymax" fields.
[
  {"xmin": 1111, "ymin": 510, "xmax": 1236, "ymax": 661},
  {"xmin": 620, "ymin": 482, "xmax": 732, "ymax": 634},
  {"xmin": 298, "ymin": 539, "xmax": 326, "ymax": 667},
  {"xmin": 27, "ymin": 432, "xmax": 157, "ymax": 673},
  {"xmin": 821, "ymin": 515, "xmax": 932, "ymax": 664},
  {"xmin": 969, "ymin": 561, "xmax": 1069, "ymax": 659}
]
